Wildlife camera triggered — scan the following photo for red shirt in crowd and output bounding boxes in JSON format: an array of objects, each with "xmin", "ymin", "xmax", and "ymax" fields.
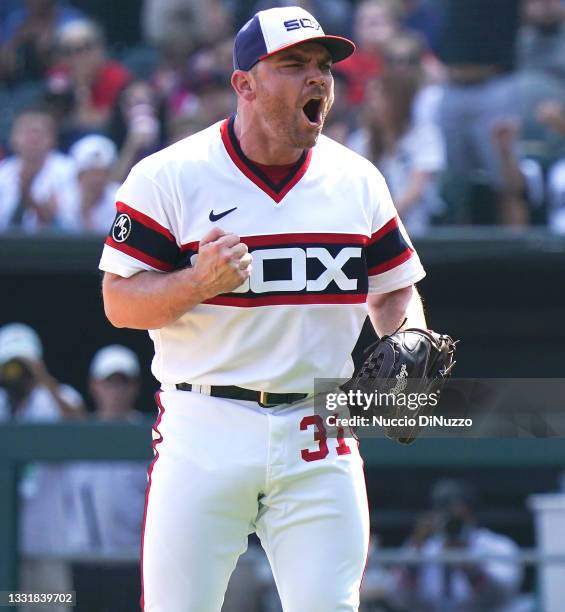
[
  {"xmin": 334, "ymin": 50, "xmax": 384, "ymax": 105},
  {"xmin": 49, "ymin": 60, "xmax": 130, "ymax": 110}
]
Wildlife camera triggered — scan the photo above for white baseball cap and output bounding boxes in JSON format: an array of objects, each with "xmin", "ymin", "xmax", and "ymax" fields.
[
  {"xmin": 0, "ymin": 323, "xmax": 43, "ymax": 366},
  {"xmin": 90, "ymin": 345, "xmax": 140, "ymax": 380},
  {"xmin": 70, "ymin": 134, "xmax": 117, "ymax": 173},
  {"xmin": 233, "ymin": 6, "xmax": 355, "ymax": 72}
]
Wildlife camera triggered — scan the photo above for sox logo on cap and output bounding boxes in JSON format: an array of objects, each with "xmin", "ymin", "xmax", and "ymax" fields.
[{"xmin": 233, "ymin": 6, "xmax": 355, "ymax": 72}]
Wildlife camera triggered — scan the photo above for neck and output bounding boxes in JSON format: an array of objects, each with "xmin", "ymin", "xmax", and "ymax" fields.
[{"xmin": 233, "ymin": 112, "xmax": 303, "ymax": 165}]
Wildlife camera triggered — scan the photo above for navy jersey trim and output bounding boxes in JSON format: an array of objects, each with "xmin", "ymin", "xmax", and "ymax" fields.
[
  {"xmin": 366, "ymin": 217, "xmax": 413, "ymax": 276},
  {"xmin": 105, "ymin": 202, "xmax": 180, "ymax": 272}
]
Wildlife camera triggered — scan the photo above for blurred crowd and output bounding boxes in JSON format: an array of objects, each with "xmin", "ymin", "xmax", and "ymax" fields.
[
  {"xmin": 0, "ymin": 1, "xmax": 564, "ymax": 609},
  {"xmin": 0, "ymin": 322, "xmax": 147, "ymax": 611},
  {"xmin": 0, "ymin": 321, "xmax": 535, "ymax": 612},
  {"xmin": 0, "ymin": 0, "xmax": 563, "ymax": 236}
]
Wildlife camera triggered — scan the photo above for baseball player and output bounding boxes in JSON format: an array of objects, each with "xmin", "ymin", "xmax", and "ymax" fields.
[{"xmin": 100, "ymin": 7, "xmax": 427, "ymax": 612}]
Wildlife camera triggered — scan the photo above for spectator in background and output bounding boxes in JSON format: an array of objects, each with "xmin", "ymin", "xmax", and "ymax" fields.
[
  {"xmin": 515, "ymin": 0, "xmax": 565, "ymax": 225},
  {"xmin": 143, "ymin": 0, "xmax": 233, "ymax": 52},
  {"xmin": 66, "ymin": 345, "xmax": 147, "ymax": 612},
  {"xmin": 348, "ymin": 73, "xmax": 445, "ymax": 235},
  {"xmin": 0, "ymin": 107, "xmax": 75, "ymax": 233},
  {"xmin": 0, "ymin": 323, "xmax": 85, "ymax": 612},
  {"xmin": 143, "ymin": 0, "xmax": 233, "ymax": 94},
  {"xmin": 494, "ymin": 121, "xmax": 565, "ymax": 234},
  {"xmin": 0, "ymin": 0, "xmax": 83, "ymax": 82},
  {"xmin": 59, "ymin": 134, "xmax": 119, "ymax": 234},
  {"xmin": 46, "ymin": 18, "xmax": 130, "ymax": 146},
  {"xmin": 108, "ymin": 80, "xmax": 167, "ymax": 182},
  {"xmin": 0, "ymin": 323, "xmax": 84, "ymax": 421},
  {"xmin": 336, "ymin": 0, "xmax": 402, "ymax": 105},
  {"xmin": 390, "ymin": 479, "xmax": 524, "ymax": 612},
  {"xmin": 187, "ymin": 70, "xmax": 235, "ymax": 126},
  {"xmin": 382, "ymin": 31, "xmax": 444, "ymax": 127},
  {"xmin": 437, "ymin": 0, "xmax": 525, "ymax": 225}
]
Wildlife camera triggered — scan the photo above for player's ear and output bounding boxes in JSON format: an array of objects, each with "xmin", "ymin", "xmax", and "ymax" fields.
[{"xmin": 231, "ymin": 70, "xmax": 256, "ymax": 102}]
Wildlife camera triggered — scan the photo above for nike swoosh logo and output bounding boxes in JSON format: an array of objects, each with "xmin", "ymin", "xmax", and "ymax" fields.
[{"xmin": 209, "ymin": 207, "xmax": 237, "ymax": 222}]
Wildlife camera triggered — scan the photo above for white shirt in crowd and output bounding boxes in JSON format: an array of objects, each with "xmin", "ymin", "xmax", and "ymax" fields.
[
  {"xmin": 0, "ymin": 152, "xmax": 76, "ymax": 232},
  {"xmin": 65, "ymin": 413, "xmax": 148, "ymax": 555},
  {"xmin": 393, "ymin": 528, "xmax": 523, "ymax": 612},
  {"xmin": 0, "ymin": 384, "xmax": 83, "ymax": 555},
  {"xmin": 59, "ymin": 180, "xmax": 120, "ymax": 235}
]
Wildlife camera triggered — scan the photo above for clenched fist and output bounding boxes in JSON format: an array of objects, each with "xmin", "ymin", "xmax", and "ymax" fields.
[{"xmin": 192, "ymin": 227, "xmax": 252, "ymax": 299}]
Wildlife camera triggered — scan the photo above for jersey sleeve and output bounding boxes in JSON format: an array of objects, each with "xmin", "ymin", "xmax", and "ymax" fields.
[
  {"xmin": 99, "ymin": 160, "xmax": 180, "ymax": 278},
  {"xmin": 365, "ymin": 170, "xmax": 426, "ymax": 294}
]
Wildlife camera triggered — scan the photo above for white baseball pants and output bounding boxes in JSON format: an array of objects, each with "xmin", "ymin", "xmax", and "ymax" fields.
[{"xmin": 141, "ymin": 388, "xmax": 370, "ymax": 612}]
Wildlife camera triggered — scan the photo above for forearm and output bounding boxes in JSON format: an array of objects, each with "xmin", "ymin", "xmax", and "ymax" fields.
[
  {"xmin": 43, "ymin": 379, "xmax": 85, "ymax": 420},
  {"xmin": 104, "ymin": 229, "xmax": 252, "ymax": 329},
  {"xmin": 367, "ymin": 285, "xmax": 426, "ymax": 337},
  {"xmin": 102, "ymin": 268, "xmax": 210, "ymax": 330}
]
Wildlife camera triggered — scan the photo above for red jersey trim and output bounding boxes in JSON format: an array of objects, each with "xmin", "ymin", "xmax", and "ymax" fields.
[
  {"xmin": 140, "ymin": 391, "xmax": 166, "ymax": 611},
  {"xmin": 116, "ymin": 201, "xmax": 176, "ymax": 243},
  {"xmin": 180, "ymin": 232, "xmax": 369, "ymax": 253},
  {"xmin": 369, "ymin": 216, "xmax": 398, "ymax": 244},
  {"xmin": 368, "ymin": 248, "xmax": 413, "ymax": 276},
  {"xmin": 220, "ymin": 117, "xmax": 312, "ymax": 204},
  {"xmin": 105, "ymin": 236, "xmax": 175, "ymax": 272},
  {"xmin": 204, "ymin": 294, "xmax": 367, "ymax": 307}
]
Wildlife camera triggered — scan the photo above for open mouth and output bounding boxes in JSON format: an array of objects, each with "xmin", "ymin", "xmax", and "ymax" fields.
[{"xmin": 302, "ymin": 98, "xmax": 323, "ymax": 125}]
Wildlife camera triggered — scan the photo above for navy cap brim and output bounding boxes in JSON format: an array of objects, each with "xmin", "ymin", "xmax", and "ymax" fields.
[{"xmin": 256, "ymin": 35, "xmax": 355, "ymax": 66}]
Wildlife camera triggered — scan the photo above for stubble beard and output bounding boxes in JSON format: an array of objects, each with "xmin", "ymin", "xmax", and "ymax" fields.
[{"xmin": 261, "ymin": 95, "xmax": 321, "ymax": 151}]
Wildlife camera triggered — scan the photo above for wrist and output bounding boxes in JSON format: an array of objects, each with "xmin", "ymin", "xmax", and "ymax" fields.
[{"xmin": 179, "ymin": 267, "xmax": 213, "ymax": 306}]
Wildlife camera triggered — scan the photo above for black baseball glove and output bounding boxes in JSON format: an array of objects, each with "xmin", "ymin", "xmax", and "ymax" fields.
[{"xmin": 346, "ymin": 327, "xmax": 457, "ymax": 445}]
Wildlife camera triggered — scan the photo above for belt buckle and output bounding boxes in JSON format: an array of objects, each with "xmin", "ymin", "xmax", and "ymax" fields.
[{"xmin": 259, "ymin": 391, "xmax": 277, "ymax": 408}]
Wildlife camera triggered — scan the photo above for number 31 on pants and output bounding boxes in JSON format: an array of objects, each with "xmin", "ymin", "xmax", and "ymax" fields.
[{"xmin": 300, "ymin": 415, "xmax": 351, "ymax": 462}]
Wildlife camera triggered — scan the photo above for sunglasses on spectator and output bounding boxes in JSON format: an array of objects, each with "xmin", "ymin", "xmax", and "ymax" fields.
[{"xmin": 60, "ymin": 40, "xmax": 98, "ymax": 56}]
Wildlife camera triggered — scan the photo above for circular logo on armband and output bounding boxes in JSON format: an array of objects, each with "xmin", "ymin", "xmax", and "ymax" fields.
[{"xmin": 112, "ymin": 214, "xmax": 132, "ymax": 242}]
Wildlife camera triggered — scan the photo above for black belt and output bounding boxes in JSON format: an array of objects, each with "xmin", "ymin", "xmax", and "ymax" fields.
[{"xmin": 175, "ymin": 383, "xmax": 308, "ymax": 407}]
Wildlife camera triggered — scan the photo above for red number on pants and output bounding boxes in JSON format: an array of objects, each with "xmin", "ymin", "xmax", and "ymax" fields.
[
  {"xmin": 336, "ymin": 426, "xmax": 352, "ymax": 456},
  {"xmin": 300, "ymin": 416, "xmax": 351, "ymax": 462}
]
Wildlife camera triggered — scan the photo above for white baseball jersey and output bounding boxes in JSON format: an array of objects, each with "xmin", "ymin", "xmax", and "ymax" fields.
[{"xmin": 99, "ymin": 116, "xmax": 425, "ymax": 392}]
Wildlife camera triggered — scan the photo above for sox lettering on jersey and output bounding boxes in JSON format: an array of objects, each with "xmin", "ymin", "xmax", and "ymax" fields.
[{"xmin": 189, "ymin": 246, "xmax": 362, "ymax": 294}]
